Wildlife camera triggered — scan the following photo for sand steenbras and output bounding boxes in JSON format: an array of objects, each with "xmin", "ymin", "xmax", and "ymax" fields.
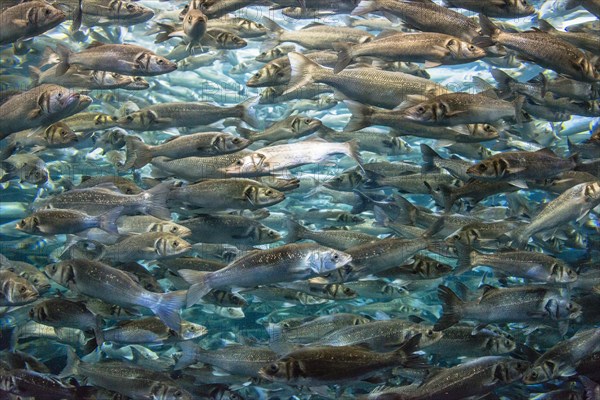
[{"xmin": 0, "ymin": 0, "xmax": 599, "ymax": 399}]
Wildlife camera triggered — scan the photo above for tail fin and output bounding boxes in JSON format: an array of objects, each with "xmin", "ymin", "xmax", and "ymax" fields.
[
  {"xmin": 55, "ymin": 44, "xmax": 72, "ymax": 77},
  {"xmin": 420, "ymin": 144, "xmax": 441, "ymax": 173},
  {"xmin": 93, "ymin": 314, "xmax": 104, "ymax": 348},
  {"xmin": 352, "ymin": 0, "xmax": 381, "ymax": 16},
  {"xmin": 537, "ymin": 19, "xmax": 557, "ymax": 33},
  {"xmin": 154, "ymin": 23, "xmax": 177, "ymax": 43},
  {"xmin": 345, "ymin": 139, "xmax": 365, "ymax": 172},
  {"xmin": 478, "ymin": 14, "xmax": 501, "ymax": 43},
  {"xmin": 28, "ymin": 66, "xmax": 42, "ymax": 87},
  {"xmin": 394, "ymin": 334, "xmax": 427, "ymax": 368},
  {"xmin": 237, "ymin": 124, "xmax": 256, "ymax": 139},
  {"xmin": 266, "ymin": 322, "xmax": 284, "ymax": 342},
  {"xmin": 143, "ymin": 181, "xmax": 172, "ymax": 219},
  {"xmin": 261, "ymin": 17, "xmax": 284, "ymax": 49},
  {"xmin": 438, "ymin": 183, "xmax": 456, "ymax": 212},
  {"xmin": 454, "ymin": 241, "xmax": 475, "ymax": 275},
  {"xmin": 151, "ymin": 290, "xmax": 186, "ymax": 331},
  {"xmin": 238, "ymin": 96, "xmax": 261, "ymax": 129},
  {"xmin": 59, "ymin": 347, "xmax": 81, "ymax": 378},
  {"xmin": 123, "ymin": 136, "xmax": 152, "ymax": 170},
  {"xmin": 178, "ymin": 269, "xmax": 213, "ymax": 307},
  {"xmin": 286, "ymin": 219, "xmax": 309, "ymax": 242},
  {"xmin": 490, "ymin": 69, "xmax": 515, "ymax": 96},
  {"xmin": 284, "ymin": 52, "xmax": 325, "ymax": 95},
  {"xmin": 97, "ymin": 206, "xmax": 122, "ymax": 234},
  {"xmin": 333, "ymin": 42, "xmax": 355, "ymax": 73},
  {"xmin": 261, "ymin": 16, "xmax": 284, "ymax": 34},
  {"xmin": 174, "ymin": 340, "xmax": 199, "ymax": 370},
  {"xmin": 344, "ymin": 100, "xmax": 374, "ymax": 132},
  {"xmin": 434, "ymin": 285, "xmax": 463, "ymax": 331},
  {"xmin": 71, "ymin": 0, "xmax": 82, "ymax": 32}
]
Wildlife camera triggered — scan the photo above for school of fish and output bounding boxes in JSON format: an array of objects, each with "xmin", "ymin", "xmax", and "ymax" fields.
[{"xmin": 0, "ymin": 0, "xmax": 599, "ymax": 399}]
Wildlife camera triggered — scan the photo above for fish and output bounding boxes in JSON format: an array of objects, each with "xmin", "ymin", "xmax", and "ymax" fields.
[
  {"xmin": 44, "ymin": 259, "xmax": 186, "ymax": 330},
  {"xmin": 15, "ymin": 207, "xmax": 121, "ymax": 235},
  {"xmin": 0, "ymin": 269, "xmax": 39, "ymax": 306},
  {"xmin": 0, "ymin": 1, "xmax": 66, "ymax": 46},
  {"xmin": 179, "ymin": 243, "xmax": 352, "ymax": 306}
]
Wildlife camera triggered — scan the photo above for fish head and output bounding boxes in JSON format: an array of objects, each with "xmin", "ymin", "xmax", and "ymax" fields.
[
  {"xmin": 309, "ymin": 249, "xmax": 352, "ymax": 275},
  {"xmin": 215, "ymin": 32, "xmax": 247, "ymax": 49},
  {"xmin": 7, "ymin": 278, "xmax": 38, "ymax": 305},
  {"xmin": 125, "ymin": 76, "xmax": 150, "ymax": 90},
  {"xmin": 183, "ymin": 9, "xmax": 208, "ymax": 39},
  {"xmin": 550, "ymin": 261, "xmax": 578, "ymax": 284},
  {"xmin": 290, "ymin": 116, "xmax": 322, "ymax": 134},
  {"xmin": 30, "ymin": 3, "xmax": 66, "ymax": 28},
  {"xmin": 15, "ymin": 216, "xmax": 40, "ymax": 234},
  {"xmin": 523, "ymin": 362, "xmax": 552, "ymax": 384},
  {"xmin": 325, "ymin": 283, "xmax": 357, "ymax": 299},
  {"xmin": 149, "ymin": 222, "xmax": 192, "ymax": 238},
  {"xmin": 119, "ymin": 1, "xmax": 154, "ymax": 19},
  {"xmin": 244, "ymin": 185, "xmax": 285, "ymax": 207},
  {"xmin": 247, "ymin": 64, "xmax": 282, "ymax": 87},
  {"xmin": 153, "ymin": 383, "xmax": 192, "ymax": 400},
  {"xmin": 499, "ymin": 359, "xmax": 531, "ymax": 383},
  {"xmin": 258, "ymin": 227, "xmax": 282, "ymax": 243},
  {"xmin": 401, "ymin": 100, "xmax": 438, "ymax": 124},
  {"xmin": 155, "ymin": 235, "xmax": 192, "ymax": 257},
  {"xmin": 216, "ymin": 306, "xmax": 245, "ymax": 319},
  {"xmin": 545, "ymin": 297, "xmax": 582, "ymax": 320},
  {"xmin": 223, "ymin": 153, "xmax": 266, "ymax": 176},
  {"xmin": 571, "ymin": 56, "xmax": 600, "ymax": 83},
  {"xmin": 259, "ymin": 358, "xmax": 302, "ymax": 382},
  {"xmin": 213, "ymin": 133, "xmax": 251, "ymax": 153},
  {"xmin": 485, "ymin": 335, "xmax": 517, "ymax": 354},
  {"xmin": 45, "ymin": 123, "xmax": 78, "ymax": 146},
  {"xmin": 419, "ymin": 326, "xmax": 444, "ymax": 346},
  {"xmin": 447, "ymin": 38, "xmax": 486, "ymax": 60},
  {"xmin": 584, "ymin": 181, "xmax": 600, "ymax": 203},
  {"xmin": 514, "ymin": 0, "xmax": 536, "ymax": 16},
  {"xmin": 469, "ymin": 123, "xmax": 500, "ymax": 140},
  {"xmin": 466, "ymin": 158, "xmax": 508, "ymax": 180},
  {"xmin": 44, "ymin": 261, "xmax": 75, "ymax": 287},
  {"xmin": 179, "ymin": 321, "xmax": 208, "ymax": 340},
  {"xmin": 17, "ymin": 269, "xmax": 51, "ymax": 293},
  {"xmin": 144, "ymin": 54, "xmax": 177, "ymax": 75},
  {"xmin": 23, "ymin": 166, "xmax": 49, "ymax": 185},
  {"xmin": 0, "ymin": 374, "xmax": 16, "ymax": 392}
]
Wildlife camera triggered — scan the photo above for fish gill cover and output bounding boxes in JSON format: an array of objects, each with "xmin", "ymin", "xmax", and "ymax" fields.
[{"xmin": 0, "ymin": 0, "xmax": 599, "ymax": 399}]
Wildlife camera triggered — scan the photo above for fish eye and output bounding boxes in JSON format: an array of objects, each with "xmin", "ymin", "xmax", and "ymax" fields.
[
  {"xmin": 427, "ymin": 329, "xmax": 434, "ymax": 336},
  {"xmin": 188, "ymin": 16, "xmax": 193, "ymax": 22},
  {"xmin": 332, "ymin": 254, "xmax": 339, "ymax": 260},
  {"xmin": 417, "ymin": 106, "xmax": 425, "ymax": 113},
  {"xmin": 253, "ymin": 72, "xmax": 261, "ymax": 78},
  {"xmin": 483, "ymin": 124, "xmax": 493, "ymax": 132},
  {"xmin": 344, "ymin": 288, "xmax": 353, "ymax": 294},
  {"xmin": 157, "ymin": 59, "xmax": 164, "ymax": 65},
  {"xmin": 232, "ymin": 138, "xmax": 240, "ymax": 143},
  {"xmin": 170, "ymin": 226, "xmax": 179, "ymax": 233},
  {"xmin": 505, "ymin": 339, "xmax": 512, "ymax": 346},
  {"xmin": 477, "ymin": 164, "xmax": 487, "ymax": 172},
  {"xmin": 126, "ymin": 115, "xmax": 133, "ymax": 121},
  {"xmin": 45, "ymin": 8, "xmax": 51, "ymax": 15},
  {"xmin": 189, "ymin": 325, "xmax": 196, "ymax": 331},
  {"xmin": 57, "ymin": 92, "xmax": 62, "ymax": 98},
  {"xmin": 174, "ymin": 390, "xmax": 182, "ymax": 397},
  {"xmin": 265, "ymin": 189, "xmax": 273, "ymax": 195},
  {"xmin": 530, "ymin": 371, "xmax": 538, "ymax": 378},
  {"xmin": 235, "ymin": 160, "xmax": 243, "ymax": 165},
  {"xmin": 566, "ymin": 303, "xmax": 574, "ymax": 310},
  {"xmin": 268, "ymin": 363, "xmax": 279, "ymax": 372},
  {"xmin": 20, "ymin": 286, "xmax": 26, "ymax": 293},
  {"xmin": 173, "ymin": 241, "xmax": 179, "ymax": 247}
]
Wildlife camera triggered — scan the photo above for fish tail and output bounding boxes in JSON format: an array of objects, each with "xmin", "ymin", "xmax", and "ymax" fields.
[
  {"xmin": 437, "ymin": 183, "xmax": 456, "ymax": 212},
  {"xmin": 236, "ymin": 124, "xmax": 256, "ymax": 138},
  {"xmin": 346, "ymin": 139, "xmax": 365, "ymax": 172},
  {"xmin": 261, "ymin": 16, "xmax": 283, "ymax": 49},
  {"xmin": 238, "ymin": 96, "xmax": 261, "ymax": 129},
  {"xmin": 392, "ymin": 194, "xmax": 418, "ymax": 225},
  {"xmin": 28, "ymin": 66, "xmax": 41, "ymax": 87},
  {"xmin": 178, "ymin": 269, "xmax": 213, "ymax": 307},
  {"xmin": 434, "ymin": 285, "xmax": 464, "ymax": 331},
  {"xmin": 55, "ymin": 43, "xmax": 72, "ymax": 77},
  {"xmin": 174, "ymin": 340, "xmax": 199, "ymax": 370},
  {"xmin": 454, "ymin": 241, "xmax": 474, "ymax": 275},
  {"xmin": 419, "ymin": 144, "xmax": 440, "ymax": 173},
  {"xmin": 537, "ymin": 19, "xmax": 556, "ymax": 33},
  {"xmin": 333, "ymin": 42, "xmax": 355, "ymax": 74},
  {"xmin": 97, "ymin": 206, "xmax": 122, "ymax": 234},
  {"xmin": 93, "ymin": 314, "xmax": 105, "ymax": 348},
  {"xmin": 394, "ymin": 334, "xmax": 427, "ymax": 368},
  {"xmin": 59, "ymin": 347, "xmax": 81, "ymax": 378},
  {"xmin": 514, "ymin": 95, "xmax": 526, "ymax": 124},
  {"xmin": 266, "ymin": 322, "xmax": 283, "ymax": 342},
  {"xmin": 284, "ymin": 52, "xmax": 324, "ymax": 95},
  {"xmin": 373, "ymin": 205, "xmax": 391, "ymax": 227},
  {"xmin": 476, "ymin": 14, "xmax": 500, "ymax": 46},
  {"xmin": 71, "ymin": 0, "xmax": 83, "ymax": 32},
  {"xmin": 143, "ymin": 181, "xmax": 172, "ymax": 219},
  {"xmin": 580, "ymin": 376, "xmax": 600, "ymax": 400},
  {"xmin": 123, "ymin": 136, "xmax": 152, "ymax": 170},
  {"xmin": 286, "ymin": 219, "xmax": 308, "ymax": 242},
  {"xmin": 352, "ymin": 0, "xmax": 380, "ymax": 16},
  {"xmin": 490, "ymin": 69, "xmax": 515, "ymax": 97},
  {"xmin": 152, "ymin": 290, "xmax": 186, "ymax": 331},
  {"xmin": 154, "ymin": 23, "xmax": 176, "ymax": 43},
  {"xmin": 344, "ymin": 100, "xmax": 374, "ymax": 132}
]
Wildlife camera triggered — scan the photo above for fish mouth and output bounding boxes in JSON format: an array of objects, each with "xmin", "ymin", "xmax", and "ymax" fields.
[{"xmin": 36, "ymin": 283, "xmax": 52, "ymax": 293}]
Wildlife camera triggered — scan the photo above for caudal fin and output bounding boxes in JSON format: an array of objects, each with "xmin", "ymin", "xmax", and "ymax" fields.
[
  {"xmin": 174, "ymin": 340, "xmax": 200, "ymax": 370},
  {"xmin": 143, "ymin": 181, "xmax": 172, "ymax": 219},
  {"xmin": 477, "ymin": 14, "xmax": 501, "ymax": 45},
  {"xmin": 286, "ymin": 219, "xmax": 308, "ymax": 242},
  {"xmin": 490, "ymin": 69, "xmax": 515, "ymax": 97},
  {"xmin": 178, "ymin": 269, "xmax": 213, "ymax": 307},
  {"xmin": 394, "ymin": 334, "xmax": 427, "ymax": 368},
  {"xmin": 454, "ymin": 241, "xmax": 475, "ymax": 275},
  {"xmin": 239, "ymin": 96, "xmax": 261, "ymax": 129},
  {"xmin": 122, "ymin": 136, "xmax": 153, "ymax": 170},
  {"xmin": 97, "ymin": 206, "xmax": 123, "ymax": 234},
  {"xmin": 344, "ymin": 100, "xmax": 375, "ymax": 132},
  {"xmin": 434, "ymin": 285, "xmax": 464, "ymax": 331},
  {"xmin": 420, "ymin": 144, "xmax": 441, "ymax": 173},
  {"xmin": 151, "ymin": 290, "xmax": 186, "ymax": 331},
  {"xmin": 59, "ymin": 347, "xmax": 81, "ymax": 378},
  {"xmin": 438, "ymin": 183, "xmax": 457, "ymax": 212},
  {"xmin": 345, "ymin": 139, "xmax": 365, "ymax": 172},
  {"xmin": 55, "ymin": 44, "xmax": 72, "ymax": 77},
  {"xmin": 333, "ymin": 42, "xmax": 355, "ymax": 73},
  {"xmin": 284, "ymin": 52, "xmax": 325, "ymax": 95},
  {"xmin": 352, "ymin": 0, "xmax": 381, "ymax": 16}
]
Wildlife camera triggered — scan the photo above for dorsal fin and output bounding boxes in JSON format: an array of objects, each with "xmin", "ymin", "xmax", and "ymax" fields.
[{"xmin": 86, "ymin": 41, "xmax": 106, "ymax": 49}]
